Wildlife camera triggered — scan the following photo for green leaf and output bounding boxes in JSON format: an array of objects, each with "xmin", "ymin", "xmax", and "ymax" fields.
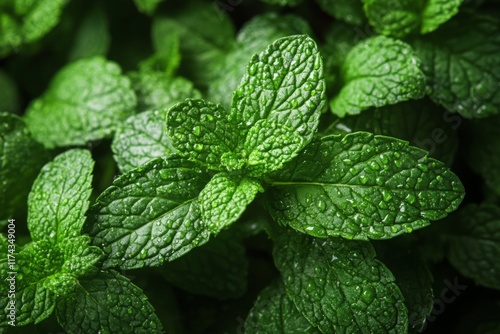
[
  {"xmin": 88, "ymin": 156, "xmax": 211, "ymax": 269},
  {"xmin": 0, "ymin": 113, "xmax": 49, "ymax": 220},
  {"xmin": 158, "ymin": 230, "xmax": 248, "ymax": 299},
  {"xmin": 259, "ymin": 0, "xmax": 304, "ymax": 5},
  {"xmin": 245, "ymin": 281, "xmax": 320, "ymax": 333},
  {"xmin": 0, "ymin": 69, "xmax": 20, "ymax": 113},
  {"xmin": 316, "ymin": 0, "xmax": 366, "ymax": 25},
  {"xmin": 273, "ymin": 230, "xmax": 408, "ymax": 333},
  {"xmin": 413, "ymin": 14, "xmax": 500, "ymax": 118},
  {"xmin": 199, "ymin": 173, "xmax": 262, "ymax": 233},
  {"xmin": 138, "ymin": 29, "xmax": 180, "ymax": 77},
  {"xmin": 446, "ymin": 204, "xmax": 500, "ymax": 290},
  {"xmin": 152, "ymin": 2, "xmax": 235, "ymax": 88},
  {"xmin": 167, "ymin": 99, "xmax": 241, "ymax": 170},
  {"xmin": 244, "ymin": 119, "xmax": 304, "ymax": 177},
  {"xmin": 362, "ymin": 0, "xmax": 463, "ymax": 38},
  {"xmin": 28, "ymin": 149, "xmax": 94, "ymax": 244},
  {"xmin": 232, "ymin": 35, "xmax": 325, "ymax": 144},
  {"xmin": 331, "ymin": 36, "xmax": 426, "ymax": 117},
  {"xmin": 129, "ymin": 71, "xmax": 200, "ymax": 112},
  {"xmin": 24, "ymin": 57, "xmax": 137, "ymax": 148},
  {"xmin": 68, "ymin": 6, "xmax": 110, "ymax": 61},
  {"xmin": 324, "ymin": 99, "xmax": 460, "ymax": 166},
  {"xmin": 58, "ymin": 236, "xmax": 102, "ymax": 278},
  {"xmin": 112, "ymin": 109, "xmax": 177, "ymax": 173},
  {"xmin": 56, "ymin": 270, "xmax": 162, "ymax": 333},
  {"xmin": 267, "ymin": 132, "xmax": 464, "ymax": 240},
  {"xmin": 464, "ymin": 115, "xmax": 500, "ymax": 195},
  {"xmin": 0, "ymin": 0, "xmax": 67, "ymax": 57},
  {"xmin": 208, "ymin": 13, "xmax": 312, "ymax": 109},
  {"xmin": 134, "ymin": 0, "xmax": 164, "ymax": 15}
]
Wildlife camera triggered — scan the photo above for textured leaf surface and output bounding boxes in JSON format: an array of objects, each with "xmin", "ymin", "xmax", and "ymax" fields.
[
  {"xmin": 24, "ymin": 57, "xmax": 137, "ymax": 148},
  {"xmin": 273, "ymin": 230, "xmax": 408, "ymax": 333},
  {"xmin": 89, "ymin": 156, "xmax": 211, "ymax": 269},
  {"xmin": 0, "ymin": 113, "xmax": 49, "ymax": 219},
  {"xmin": 129, "ymin": 71, "xmax": 200, "ymax": 112},
  {"xmin": 362, "ymin": 0, "xmax": 462, "ymax": 38},
  {"xmin": 245, "ymin": 281, "xmax": 320, "ymax": 333},
  {"xmin": 324, "ymin": 99, "xmax": 459, "ymax": 166},
  {"xmin": 112, "ymin": 109, "xmax": 177, "ymax": 173},
  {"xmin": 208, "ymin": 13, "xmax": 312, "ymax": 109},
  {"xmin": 316, "ymin": 0, "xmax": 366, "ymax": 25},
  {"xmin": 56, "ymin": 270, "xmax": 162, "ymax": 333},
  {"xmin": 331, "ymin": 36, "xmax": 425, "ymax": 117},
  {"xmin": 200, "ymin": 173, "xmax": 262, "ymax": 233},
  {"xmin": 28, "ymin": 149, "xmax": 94, "ymax": 244},
  {"xmin": 167, "ymin": 99, "xmax": 241, "ymax": 170},
  {"xmin": 158, "ymin": 230, "xmax": 248, "ymax": 299},
  {"xmin": 267, "ymin": 133, "xmax": 464, "ymax": 240},
  {"xmin": 232, "ymin": 35, "xmax": 325, "ymax": 143},
  {"xmin": 413, "ymin": 14, "xmax": 500, "ymax": 118},
  {"xmin": 244, "ymin": 119, "xmax": 304, "ymax": 177},
  {"xmin": 447, "ymin": 204, "xmax": 500, "ymax": 290}
]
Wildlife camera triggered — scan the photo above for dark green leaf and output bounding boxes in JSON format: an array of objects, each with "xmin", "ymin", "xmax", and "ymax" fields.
[
  {"xmin": 28, "ymin": 149, "xmax": 94, "ymax": 244},
  {"xmin": 88, "ymin": 156, "xmax": 211, "ymax": 269},
  {"xmin": 24, "ymin": 57, "xmax": 137, "ymax": 148},
  {"xmin": 0, "ymin": 69, "xmax": 20, "ymax": 113},
  {"xmin": 316, "ymin": 0, "xmax": 366, "ymax": 25},
  {"xmin": 56, "ymin": 270, "xmax": 162, "ymax": 333},
  {"xmin": 273, "ymin": 230, "xmax": 408, "ymax": 333},
  {"xmin": 267, "ymin": 132, "xmax": 464, "ymax": 240},
  {"xmin": 134, "ymin": 0, "xmax": 164, "ymax": 15}
]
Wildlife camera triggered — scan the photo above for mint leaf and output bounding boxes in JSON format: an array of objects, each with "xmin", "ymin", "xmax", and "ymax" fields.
[
  {"xmin": 0, "ymin": 113, "xmax": 49, "ymax": 220},
  {"xmin": 273, "ymin": 230, "xmax": 408, "ymax": 333},
  {"xmin": 112, "ymin": 109, "xmax": 177, "ymax": 173},
  {"xmin": 56, "ymin": 270, "xmax": 162, "ymax": 333},
  {"xmin": 464, "ymin": 116, "xmax": 500, "ymax": 194},
  {"xmin": 24, "ymin": 57, "xmax": 137, "ymax": 148},
  {"xmin": 232, "ymin": 35, "xmax": 325, "ymax": 143},
  {"xmin": 413, "ymin": 14, "xmax": 500, "ymax": 118},
  {"xmin": 331, "ymin": 36, "xmax": 426, "ymax": 117},
  {"xmin": 316, "ymin": 0, "xmax": 366, "ymax": 25},
  {"xmin": 0, "ymin": 69, "xmax": 20, "ymax": 113},
  {"xmin": 244, "ymin": 119, "xmax": 304, "ymax": 177},
  {"xmin": 129, "ymin": 71, "xmax": 200, "ymax": 112},
  {"xmin": 88, "ymin": 156, "xmax": 211, "ymax": 269},
  {"xmin": 446, "ymin": 204, "xmax": 500, "ymax": 290},
  {"xmin": 245, "ymin": 281, "xmax": 320, "ymax": 333},
  {"xmin": 134, "ymin": 0, "xmax": 164, "ymax": 15},
  {"xmin": 362, "ymin": 0, "xmax": 463, "ymax": 38},
  {"xmin": 267, "ymin": 132, "xmax": 464, "ymax": 240},
  {"xmin": 68, "ymin": 6, "xmax": 110, "ymax": 61},
  {"xmin": 208, "ymin": 13, "xmax": 312, "ymax": 109},
  {"xmin": 199, "ymin": 173, "xmax": 262, "ymax": 233},
  {"xmin": 158, "ymin": 230, "xmax": 248, "ymax": 299},
  {"xmin": 28, "ymin": 149, "xmax": 94, "ymax": 244},
  {"xmin": 324, "ymin": 99, "xmax": 459, "ymax": 166},
  {"xmin": 0, "ymin": 0, "xmax": 67, "ymax": 57},
  {"xmin": 58, "ymin": 236, "xmax": 102, "ymax": 279},
  {"xmin": 167, "ymin": 99, "xmax": 241, "ymax": 170}
]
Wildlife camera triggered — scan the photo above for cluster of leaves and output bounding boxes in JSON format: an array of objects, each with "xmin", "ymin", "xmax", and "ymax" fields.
[{"xmin": 1, "ymin": 0, "xmax": 500, "ymax": 333}]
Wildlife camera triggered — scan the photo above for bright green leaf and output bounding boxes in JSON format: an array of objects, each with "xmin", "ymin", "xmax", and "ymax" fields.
[
  {"xmin": 58, "ymin": 236, "xmax": 102, "ymax": 278},
  {"xmin": 199, "ymin": 173, "xmax": 262, "ymax": 233},
  {"xmin": 273, "ymin": 230, "xmax": 408, "ymax": 333},
  {"xmin": 232, "ymin": 34, "xmax": 325, "ymax": 144},
  {"xmin": 446, "ymin": 204, "xmax": 500, "ymax": 290},
  {"xmin": 267, "ymin": 132, "xmax": 464, "ymax": 240},
  {"xmin": 244, "ymin": 119, "xmax": 304, "ymax": 177},
  {"xmin": 112, "ymin": 109, "xmax": 177, "ymax": 173},
  {"xmin": 0, "ymin": 113, "xmax": 49, "ymax": 220},
  {"xmin": 134, "ymin": 0, "xmax": 164, "ymax": 15},
  {"xmin": 167, "ymin": 99, "xmax": 242, "ymax": 170},
  {"xmin": 362, "ymin": 0, "xmax": 463, "ymax": 38},
  {"xmin": 56, "ymin": 270, "xmax": 162, "ymax": 333},
  {"xmin": 413, "ymin": 14, "xmax": 500, "ymax": 118},
  {"xmin": 245, "ymin": 281, "xmax": 320, "ymax": 333},
  {"xmin": 88, "ymin": 156, "xmax": 211, "ymax": 269},
  {"xmin": 316, "ymin": 0, "xmax": 366, "ymax": 25},
  {"xmin": 331, "ymin": 36, "xmax": 425, "ymax": 117},
  {"xmin": 28, "ymin": 149, "xmax": 94, "ymax": 244},
  {"xmin": 24, "ymin": 57, "xmax": 137, "ymax": 148}
]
